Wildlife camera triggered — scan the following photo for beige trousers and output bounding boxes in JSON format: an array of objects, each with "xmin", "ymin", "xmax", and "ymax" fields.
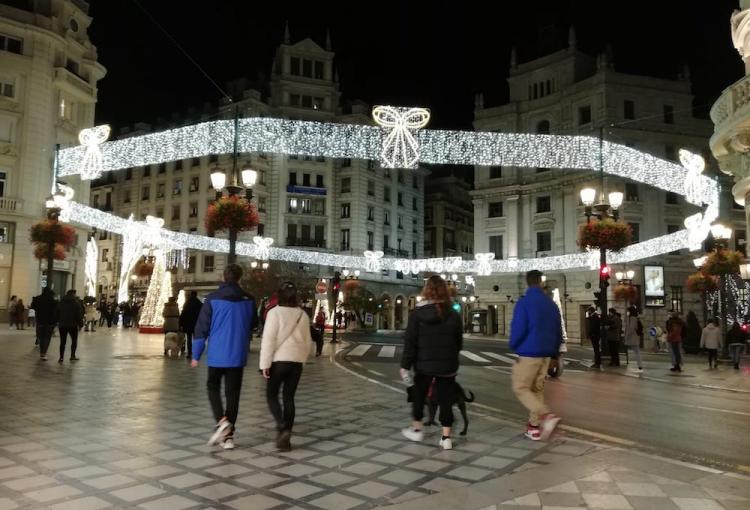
[{"xmin": 511, "ymin": 356, "xmax": 551, "ymax": 426}]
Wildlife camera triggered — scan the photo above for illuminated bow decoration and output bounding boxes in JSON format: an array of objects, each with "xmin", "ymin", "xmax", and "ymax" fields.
[
  {"xmin": 410, "ymin": 259, "xmax": 427, "ymax": 275},
  {"xmin": 53, "ymin": 184, "xmax": 75, "ymax": 222},
  {"xmin": 372, "ymin": 106, "xmax": 430, "ymax": 168},
  {"xmin": 684, "ymin": 212, "xmax": 712, "ymax": 252},
  {"xmin": 393, "ymin": 259, "xmax": 411, "ymax": 274},
  {"xmin": 363, "ymin": 250, "xmax": 384, "ymax": 272},
  {"xmin": 474, "ymin": 253, "xmax": 495, "ymax": 276},
  {"xmin": 253, "ymin": 236, "xmax": 274, "ymax": 260},
  {"xmin": 464, "ymin": 275, "xmax": 476, "ymax": 287},
  {"xmin": 78, "ymin": 125, "xmax": 111, "ymax": 180},
  {"xmin": 679, "ymin": 149, "xmax": 706, "ymax": 205}
]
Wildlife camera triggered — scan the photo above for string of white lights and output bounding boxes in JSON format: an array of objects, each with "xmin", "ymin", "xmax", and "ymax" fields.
[{"xmin": 57, "ymin": 115, "xmax": 721, "ymax": 274}]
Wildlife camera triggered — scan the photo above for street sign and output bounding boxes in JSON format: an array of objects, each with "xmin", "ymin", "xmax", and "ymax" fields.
[{"xmin": 315, "ymin": 281, "xmax": 327, "ymax": 294}]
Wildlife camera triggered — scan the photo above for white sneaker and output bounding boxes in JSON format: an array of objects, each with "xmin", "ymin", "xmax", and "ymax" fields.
[
  {"xmin": 222, "ymin": 438, "xmax": 235, "ymax": 450},
  {"xmin": 439, "ymin": 437, "xmax": 453, "ymax": 450},
  {"xmin": 401, "ymin": 428, "xmax": 424, "ymax": 442},
  {"xmin": 208, "ymin": 419, "xmax": 232, "ymax": 446}
]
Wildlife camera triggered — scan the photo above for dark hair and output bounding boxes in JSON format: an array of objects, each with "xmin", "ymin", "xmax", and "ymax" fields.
[
  {"xmin": 190, "ymin": 291, "xmax": 197, "ymax": 298},
  {"xmin": 609, "ymin": 307, "xmax": 617, "ymax": 314},
  {"xmin": 66, "ymin": 289, "xmax": 76, "ymax": 296},
  {"xmin": 587, "ymin": 306, "xmax": 596, "ymax": 314},
  {"xmin": 421, "ymin": 275, "xmax": 451, "ymax": 316},
  {"xmin": 526, "ymin": 270, "xmax": 543, "ymax": 286},
  {"xmin": 223, "ymin": 264, "xmax": 243, "ymax": 284},
  {"xmin": 168, "ymin": 296, "xmax": 176, "ymax": 302},
  {"xmin": 277, "ymin": 281, "xmax": 298, "ymax": 307},
  {"xmin": 627, "ymin": 305, "xmax": 638, "ymax": 316}
]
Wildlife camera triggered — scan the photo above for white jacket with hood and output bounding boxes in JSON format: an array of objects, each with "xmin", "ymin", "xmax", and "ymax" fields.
[
  {"xmin": 259, "ymin": 306, "xmax": 312, "ymax": 369},
  {"xmin": 699, "ymin": 323, "xmax": 722, "ymax": 350}
]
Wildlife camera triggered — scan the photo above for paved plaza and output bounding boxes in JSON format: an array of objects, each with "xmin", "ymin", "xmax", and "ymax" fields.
[{"xmin": 0, "ymin": 328, "xmax": 748, "ymax": 509}]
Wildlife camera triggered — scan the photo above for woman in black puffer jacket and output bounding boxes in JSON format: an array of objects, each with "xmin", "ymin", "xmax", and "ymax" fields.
[{"xmin": 400, "ymin": 275, "xmax": 462, "ymax": 450}]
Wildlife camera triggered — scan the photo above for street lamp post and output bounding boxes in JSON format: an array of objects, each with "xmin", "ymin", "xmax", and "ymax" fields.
[
  {"xmin": 43, "ymin": 196, "xmax": 62, "ymax": 291},
  {"xmin": 580, "ymin": 187, "xmax": 624, "ymax": 316},
  {"xmin": 209, "ymin": 106, "xmax": 258, "ymax": 265}
]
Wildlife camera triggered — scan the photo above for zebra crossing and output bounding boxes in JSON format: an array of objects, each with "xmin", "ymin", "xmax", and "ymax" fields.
[{"xmin": 342, "ymin": 343, "xmax": 586, "ymax": 369}]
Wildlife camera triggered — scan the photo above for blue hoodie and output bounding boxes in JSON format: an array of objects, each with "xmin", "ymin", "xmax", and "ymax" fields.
[
  {"xmin": 192, "ymin": 283, "xmax": 256, "ymax": 367},
  {"xmin": 509, "ymin": 286, "xmax": 562, "ymax": 357}
]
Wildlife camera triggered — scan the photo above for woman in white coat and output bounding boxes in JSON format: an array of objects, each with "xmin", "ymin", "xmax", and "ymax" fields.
[
  {"xmin": 260, "ymin": 282, "xmax": 312, "ymax": 452},
  {"xmin": 623, "ymin": 306, "xmax": 644, "ymax": 372},
  {"xmin": 700, "ymin": 318, "xmax": 722, "ymax": 369}
]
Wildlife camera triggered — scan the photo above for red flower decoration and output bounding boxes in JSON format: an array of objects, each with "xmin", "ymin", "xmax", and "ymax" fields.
[
  {"xmin": 134, "ymin": 259, "xmax": 155, "ymax": 277},
  {"xmin": 204, "ymin": 196, "xmax": 259, "ymax": 236},
  {"xmin": 613, "ymin": 284, "xmax": 638, "ymax": 302},
  {"xmin": 33, "ymin": 243, "xmax": 67, "ymax": 261},
  {"xmin": 686, "ymin": 271, "xmax": 719, "ymax": 293},
  {"xmin": 702, "ymin": 250, "xmax": 742, "ymax": 276},
  {"xmin": 578, "ymin": 219, "xmax": 632, "ymax": 252},
  {"xmin": 30, "ymin": 220, "xmax": 76, "ymax": 248}
]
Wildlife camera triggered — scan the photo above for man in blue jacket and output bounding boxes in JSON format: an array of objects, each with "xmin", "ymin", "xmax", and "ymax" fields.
[
  {"xmin": 509, "ymin": 270, "xmax": 563, "ymax": 441},
  {"xmin": 191, "ymin": 264, "xmax": 256, "ymax": 450}
]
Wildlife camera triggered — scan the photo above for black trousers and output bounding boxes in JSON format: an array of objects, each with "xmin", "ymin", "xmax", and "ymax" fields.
[
  {"xmin": 707, "ymin": 348, "xmax": 718, "ymax": 366},
  {"xmin": 411, "ymin": 373, "xmax": 455, "ymax": 427},
  {"xmin": 266, "ymin": 361, "xmax": 303, "ymax": 431},
  {"xmin": 590, "ymin": 336, "xmax": 601, "ymax": 366},
  {"xmin": 59, "ymin": 327, "xmax": 79, "ymax": 359},
  {"xmin": 207, "ymin": 367, "xmax": 244, "ymax": 427},
  {"xmin": 185, "ymin": 332, "xmax": 193, "ymax": 356},
  {"xmin": 608, "ymin": 340, "xmax": 621, "ymax": 365},
  {"xmin": 37, "ymin": 325, "xmax": 54, "ymax": 355}
]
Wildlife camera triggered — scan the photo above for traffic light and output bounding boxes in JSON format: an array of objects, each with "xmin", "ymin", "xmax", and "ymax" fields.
[
  {"xmin": 452, "ymin": 302, "xmax": 461, "ymax": 313},
  {"xmin": 599, "ymin": 265, "xmax": 611, "ymax": 288},
  {"xmin": 332, "ymin": 271, "xmax": 341, "ymax": 293},
  {"xmin": 593, "ymin": 290, "xmax": 603, "ymax": 309}
]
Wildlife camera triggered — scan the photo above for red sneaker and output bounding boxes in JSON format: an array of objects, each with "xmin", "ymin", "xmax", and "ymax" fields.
[
  {"xmin": 524, "ymin": 424, "xmax": 541, "ymax": 441},
  {"xmin": 539, "ymin": 413, "xmax": 561, "ymax": 440}
]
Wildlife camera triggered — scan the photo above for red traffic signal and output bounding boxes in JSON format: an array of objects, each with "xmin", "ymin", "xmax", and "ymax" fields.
[{"xmin": 600, "ymin": 266, "xmax": 611, "ymax": 278}]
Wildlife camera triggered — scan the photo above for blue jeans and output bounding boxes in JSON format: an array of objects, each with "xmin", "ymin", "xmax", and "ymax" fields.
[
  {"xmin": 669, "ymin": 342, "xmax": 682, "ymax": 367},
  {"xmin": 730, "ymin": 344, "xmax": 744, "ymax": 366},
  {"xmin": 627, "ymin": 345, "xmax": 642, "ymax": 368}
]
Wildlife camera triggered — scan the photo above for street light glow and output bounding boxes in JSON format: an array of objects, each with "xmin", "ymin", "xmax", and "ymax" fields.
[
  {"xmin": 608, "ymin": 191, "xmax": 624, "ymax": 210},
  {"xmin": 209, "ymin": 169, "xmax": 226, "ymax": 190},
  {"xmin": 580, "ymin": 187, "xmax": 596, "ymax": 207},
  {"xmin": 241, "ymin": 166, "xmax": 258, "ymax": 187}
]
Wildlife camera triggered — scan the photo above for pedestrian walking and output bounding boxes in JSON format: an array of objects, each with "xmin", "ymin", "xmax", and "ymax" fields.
[
  {"xmin": 14, "ymin": 299, "xmax": 25, "ymax": 330},
  {"xmin": 400, "ymin": 275, "xmax": 462, "ymax": 450},
  {"xmin": 191, "ymin": 264, "xmax": 256, "ymax": 450},
  {"xmin": 624, "ymin": 306, "xmax": 644, "ymax": 372},
  {"xmin": 120, "ymin": 302, "xmax": 133, "ymax": 328},
  {"xmin": 314, "ymin": 309, "xmax": 326, "ymax": 356},
  {"xmin": 586, "ymin": 307, "xmax": 602, "ymax": 369},
  {"xmin": 109, "ymin": 301, "xmax": 119, "ymax": 327},
  {"xmin": 509, "ymin": 270, "xmax": 562, "ymax": 441},
  {"xmin": 27, "ymin": 306, "xmax": 35, "ymax": 328},
  {"xmin": 727, "ymin": 322, "xmax": 747, "ymax": 370},
  {"xmin": 84, "ymin": 301, "xmax": 98, "ymax": 331},
  {"xmin": 666, "ymin": 312, "xmax": 685, "ymax": 372},
  {"xmin": 31, "ymin": 288, "xmax": 58, "ymax": 360},
  {"xmin": 260, "ymin": 282, "xmax": 312, "ymax": 452},
  {"xmin": 57, "ymin": 289, "xmax": 84, "ymax": 363},
  {"xmin": 700, "ymin": 318, "xmax": 722, "ymax": 369},
  {"xmin": 162, "ymin": 297, "xmax": 180, "ymax": 333},
  {"xmin": 684, "ymin": 311, "xmax": 702, "ymax": 354},
  {"xmin": 8, "ymin": 295, "xmax": 17, "ymax": 329},
  {"xmin": 179, "ymin": 291, "xmax": 202, "ymax": 359},
  {"xmin": 606, "ymin": 308, "xmax": 622, "ymax": 366},
  {"xmin": 98, "ymin": 299, "xmax": 108, "ymax": 327}
]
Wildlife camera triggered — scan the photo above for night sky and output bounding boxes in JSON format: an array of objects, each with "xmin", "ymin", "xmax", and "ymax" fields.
[{"xmin": 89, "ymin": 0, "xmax": 743, "ymax": 131}]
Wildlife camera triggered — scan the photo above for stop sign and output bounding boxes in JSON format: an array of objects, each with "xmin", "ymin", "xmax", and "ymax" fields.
[{"xmin": 316, "ymin": 281, "xmax": 328, "ymax": 294}]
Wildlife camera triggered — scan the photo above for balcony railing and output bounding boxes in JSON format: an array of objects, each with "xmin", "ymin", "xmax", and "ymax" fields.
[
  {"xmin": 711, "ymin": 74, "xmax": 750, "ymax": 128},
  {"xmin": 286, "ymin": 184, "xmax": 327, "ymax": 196},
  {"xmin": 0, "ymin": 197, "xmax": 20, "ymax": 212},
  {"xmin": 286, "ymin": 238, "xmax": 326, "ymax": 248}
]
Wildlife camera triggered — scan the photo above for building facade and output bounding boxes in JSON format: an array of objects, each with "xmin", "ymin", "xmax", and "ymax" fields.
[
  {"xmin": 0, "ymin": 0, "xmax": 105, "ymax": 312},
  {"xmin": 472, "ymin": 31, "xmax": 744, "ymax": 342},
  {"xmin": 424, "ymin": 169, "xmax": 474, "ymax": 259},
  {"xmin": 91, "ymin": 31, "xmax": 425, "ymax": 329}
]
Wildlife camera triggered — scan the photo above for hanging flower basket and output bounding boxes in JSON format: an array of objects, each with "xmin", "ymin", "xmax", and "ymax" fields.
[
  {"xmin": 702, "ymin": 250, "xmax": 742, "ymax": 276},
  {"xmin": 33, "ymin": 243, "xmax": 67, "ymax": 261},
  {"xmin": 204, "ymin": 196, "xmax": 259, "ymax": 236},
  {"xmin": 134, "ymin": 259, "xmax": 155, "ymax": 278},
  {"xmin": 578, "ymin": 218, "xmax": 632, "ymax": 252},
  {"xmin": 30, "ymin": 220, "xmax": 76, "ymax": 248},
  {"xmin": 686, "ymin": 271, "xmax": 718, "ymax": 293},
  {"xmin": 613, "ymin": 283, "xmax": 638, "ymax": 302}
]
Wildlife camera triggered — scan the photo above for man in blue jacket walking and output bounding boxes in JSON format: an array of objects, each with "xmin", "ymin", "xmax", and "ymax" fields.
[
  {"xmin": 509, "ymin": 270, "xmax": 563, "ymax": 441},
  {"xmin": 191, "ymin": 264, "xmax": 256, "ymax": 450}
]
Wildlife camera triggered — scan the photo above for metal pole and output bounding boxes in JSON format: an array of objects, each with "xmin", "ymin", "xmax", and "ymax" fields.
[
  {"xmin": 227, "ymin": 105, "xmax": 241, "ymax": 264},
  {"xmin": 720, "ymin": 273, "xmax": 729, "ymax": 359},
  {"xmin": 331, "ymin": 299, "xmax": 338, "ymax": 344},
  {"xmin": 600, "ymin": 246, "xmax": 608, "ymax": 315}
]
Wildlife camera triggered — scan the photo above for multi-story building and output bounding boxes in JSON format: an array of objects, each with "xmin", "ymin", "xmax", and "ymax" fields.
[
  {"xmin": 0, "ymin": 0, "xmax": 105, "ymax": 312},
  {"xmin": 91, "ymin": 30, "xmax": 425, "ymax": 329},
  {"xmin": 424, "ymin": 168, "xmax": 474, "ymax": 259},
  {"xmin": 472, "ymin": 29, "xmax": 744, "ymax": 341}
]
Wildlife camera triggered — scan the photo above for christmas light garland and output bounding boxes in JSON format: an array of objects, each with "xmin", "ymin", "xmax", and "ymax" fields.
[{"xmin": 57, "ymin": 114, "xmax": 720, "ymax": 274}]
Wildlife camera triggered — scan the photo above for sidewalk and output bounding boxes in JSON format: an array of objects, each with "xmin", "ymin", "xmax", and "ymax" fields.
[{"xmin": 0, "ymin": 328, "xmax": 747, "ymax": 509}]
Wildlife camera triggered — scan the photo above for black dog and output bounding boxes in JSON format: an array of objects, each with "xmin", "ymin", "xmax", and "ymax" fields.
[{"xmin": 424, "ymin": 380, "xmax": 475, "ymax": 436}]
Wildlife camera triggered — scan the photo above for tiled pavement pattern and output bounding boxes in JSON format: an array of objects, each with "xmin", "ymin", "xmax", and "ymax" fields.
[{"xmin": 0, "ymin": 329, "xmax": 747, "ymax": 509}]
